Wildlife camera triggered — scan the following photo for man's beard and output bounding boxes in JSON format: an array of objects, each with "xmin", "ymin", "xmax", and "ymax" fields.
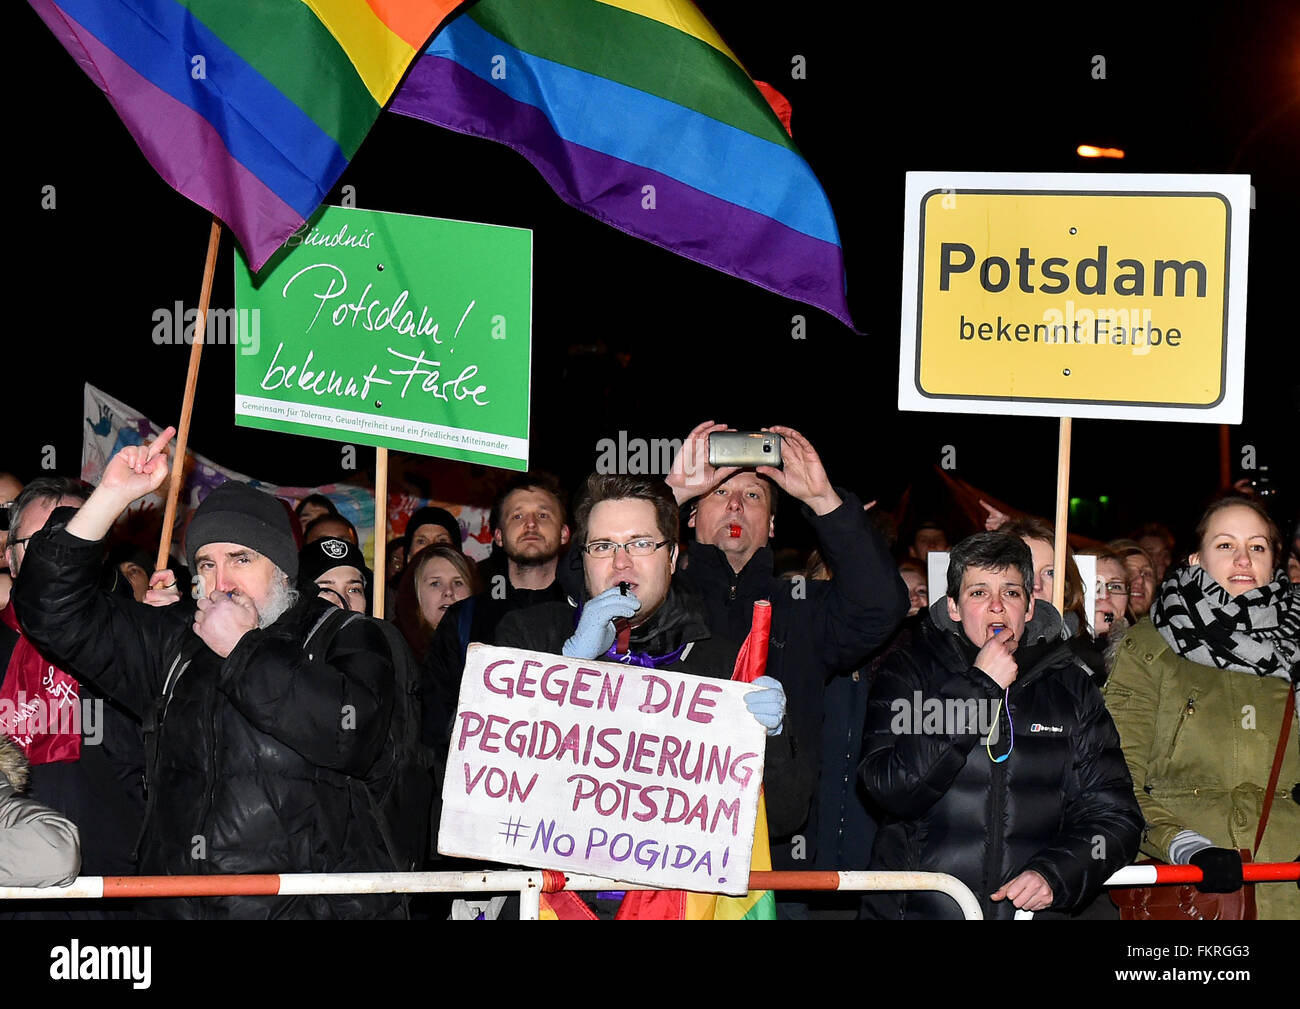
[
  {"xmin": 258, "ymin": 575, "xmax": 300, "ymax": 628},
  {"xmin": 507, "ymin": 541, "xmax": 560, "ymax": 568}
]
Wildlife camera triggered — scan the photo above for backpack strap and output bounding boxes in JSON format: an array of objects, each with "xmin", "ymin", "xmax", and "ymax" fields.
[{"xmin": 304, "ymin": 605, "xmax": 362, "ymax": 651}]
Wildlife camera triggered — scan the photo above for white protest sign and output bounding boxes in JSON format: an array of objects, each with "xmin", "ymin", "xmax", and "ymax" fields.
[
  {"xmin": 927, "ymin": 551, "xmax": 950, "ymax": 613},
  {"xmin": 1076, "ymin": 554, "xmax": 1097, "ymax": 635},
  {"xmin": 438, "ymin": 645, "xmax": 765, "ymax": 897}
]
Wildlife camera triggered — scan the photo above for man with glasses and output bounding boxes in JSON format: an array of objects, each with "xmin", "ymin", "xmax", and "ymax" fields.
[
  {"xmin": 0, "ymin": 473, "xmax": 23, "ymax": 611},
  {"xmin": 1088, "ymin": 551, "xmax": 1131, "ymax": 634},
  {"xmin": 1076, "ymin": 548, "xmax": 1132, "ymax": 687},
  {"xmin": 495, "ymin": 473, "xmax": 810, "ymax": 840},
  {"xmin": 2, "ymin": 476, "xmax": 144, "ymax": 917},
  {"xmin": 498, "ymin": 473, "xmax": 745, "ymax": 674}
]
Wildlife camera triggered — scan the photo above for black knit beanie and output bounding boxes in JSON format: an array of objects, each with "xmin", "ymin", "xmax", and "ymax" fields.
[
  {"xmin": 298, "ymin": 537, "xmax": 370, "ymax": 589},
  {"xmin": 403, "ymin": 505, "xmax": 463, "ymax": 554},
  {"xmin": 186, "ymin": 481, "xmax": 299, "ymax": 580}
]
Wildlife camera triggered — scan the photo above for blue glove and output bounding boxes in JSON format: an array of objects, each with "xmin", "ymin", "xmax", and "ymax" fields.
[
  {"xmin": 562, "ymin": 586, "xmax": 641, "ymax": 659},
  {"xmin": 744, "ymin": 675, "xmax": 786, "ymax": 736}
]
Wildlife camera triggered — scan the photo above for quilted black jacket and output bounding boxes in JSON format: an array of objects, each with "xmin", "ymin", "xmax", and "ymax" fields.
[
  {"xmin": 860, "ymin": 600, "xmax": 1142, "ymax": 920},
  {"xmin": 14, "ymin": 513, "xmax": 403, "ymax": 919}
]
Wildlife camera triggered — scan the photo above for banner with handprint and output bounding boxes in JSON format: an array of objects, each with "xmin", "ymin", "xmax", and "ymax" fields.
[{"xmin": 82, "ymin": 383, "xmax": 492, "ymax": 569}]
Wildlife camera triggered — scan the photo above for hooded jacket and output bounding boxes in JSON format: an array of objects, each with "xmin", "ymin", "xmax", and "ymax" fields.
[
  {"xmin": 0, "ymin": 733, "xmax": 81, "ymax": 888},
  {"xmin": 860, "ymin": 598, "xmax": 1142, "ymax": 920},
  {"xmin": 13, "ymin": 514, "xmax": 405, "ymax": 919}
]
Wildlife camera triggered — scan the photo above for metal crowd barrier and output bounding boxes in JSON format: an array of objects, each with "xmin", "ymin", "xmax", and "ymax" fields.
[{"xmin": 1, "ymin": 864, "xmax": 1294, "ymax": 919}]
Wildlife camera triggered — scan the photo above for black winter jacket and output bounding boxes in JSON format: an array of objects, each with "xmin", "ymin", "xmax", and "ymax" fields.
[
  {"xmin": 676, "ymin": 491, "xmax": 907, "ymax": 865},
  {"xmin": 860, "ymin": 601, "xmax": 1142, "ymax": 920},
  {"xmin": 495, "ymin": 587, "xmax": 814, "ymax": 838},
  {"xmin": 14, "ymin": 515, "xmax": 405, "ymax": 919},
  {"xmin": 422, "ymin": 579, "xmax": 568, "ymax": 753}
]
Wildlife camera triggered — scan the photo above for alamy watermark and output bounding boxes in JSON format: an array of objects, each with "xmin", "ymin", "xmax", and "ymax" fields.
[
  {"xmin": 595, "ymin": 431, "xmax": 685, "ymax": 476},
  {"xmin": 890, "ymin": 691, "xmax": 1002, "ymax": 743},
  {"xmin": 1, "ymin": 693, "xmax": 104, "ymax": 746},
  {"xmin": 152, "ymin": 303, "xmax": 261, "ymax": 355}
]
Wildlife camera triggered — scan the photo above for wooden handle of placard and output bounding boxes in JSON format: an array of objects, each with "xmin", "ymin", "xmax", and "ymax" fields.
[
  {"xmin": 1052, "ymin": 417, "xmax": 1072, "ymax": 615},
  {"xmin": 373, "ymin": 447, "xmax": 388, "ymax": 619},
  {"xmin": 155, "ymin": 218, "xmax": 223, "ymax": 575}
]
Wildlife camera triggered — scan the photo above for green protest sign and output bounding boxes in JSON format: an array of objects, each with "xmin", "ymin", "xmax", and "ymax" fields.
[{"xmin": 234, "ymin": 206, "xmax": 532, "ymax": 470}]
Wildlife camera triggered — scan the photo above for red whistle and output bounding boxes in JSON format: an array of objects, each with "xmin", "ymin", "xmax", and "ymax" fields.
[{"xmin": 728, "ymin": 524, "xmax": 742, "ymax": 538}]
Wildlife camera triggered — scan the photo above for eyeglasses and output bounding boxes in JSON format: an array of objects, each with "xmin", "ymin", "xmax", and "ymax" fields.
[
  {"xmin": 581, "ymin": 538, "xmax": 670, "ymax": 558},
  {"xmin": 1097, "ymin": 580, "xmax": 1129, "ymax": 596}
]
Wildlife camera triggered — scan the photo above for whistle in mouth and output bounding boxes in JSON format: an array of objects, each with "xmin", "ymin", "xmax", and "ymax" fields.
[
  {"xmin": 728, "ymin": 524, "xmax": 742, "ymax": 538},
  {"xmin": 619, "ymin": 581, "xmax": 630, "ymax": 596}
]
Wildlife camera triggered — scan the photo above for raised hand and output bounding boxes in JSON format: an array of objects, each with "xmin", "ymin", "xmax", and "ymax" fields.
[
  {"xmin": 979, "ymin": 499, "xmax": 1009, "ymax": 531},
  {"xmin": 665, "ymin": 420, "xmax": 740, "ymax": 507},
  {"xmin": 99, "ymin": 427, "xmax": 177, "ymax": 507},
  {"xmin": 758, "ymin": 425, "xmax": 841, "ymax": 516},
  {"xmin": 974, "ymin": 631, "xmax": 1018, "ymax": 689},
  {"xmin": 563, "ymin": 586, "xmax": 641, "ymax": 659},
  {"xmin": 67, "ymin": 426, "xmax": 178, "ymax": 544}
]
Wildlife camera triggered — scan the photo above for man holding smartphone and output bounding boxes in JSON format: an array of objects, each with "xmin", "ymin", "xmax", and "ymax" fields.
[{"xmin": 667, "ymin": 421, "xmax": 909, "ymax": 887}]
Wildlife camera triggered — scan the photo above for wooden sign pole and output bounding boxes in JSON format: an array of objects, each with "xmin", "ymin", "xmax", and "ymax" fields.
[
  {"xmin": 1051, "ymin": 417, "xmax": 1072, "ymax": 615},
  {"xmin": 373, "ymin": 447, "xmax": 388, "ymax": 618},
  {"xmin": 155, "ymin": 218, "xmax": 222, "ymax": 574}
]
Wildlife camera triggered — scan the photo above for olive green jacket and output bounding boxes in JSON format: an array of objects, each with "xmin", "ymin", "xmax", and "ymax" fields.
[{"xmin": 1104, "ymin": 618, "xmax": 1299, "ymax": 920}]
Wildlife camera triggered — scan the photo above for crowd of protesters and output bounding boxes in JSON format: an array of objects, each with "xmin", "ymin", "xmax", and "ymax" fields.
[{"xmin": 0, "ymin": 422, "xmax": 1296, "ymax": 920}]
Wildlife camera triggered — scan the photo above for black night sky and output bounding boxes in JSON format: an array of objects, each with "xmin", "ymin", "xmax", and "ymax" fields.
[{"xmin": 11, "ymin": 1, "xmax": 1299, "ymax": 554}]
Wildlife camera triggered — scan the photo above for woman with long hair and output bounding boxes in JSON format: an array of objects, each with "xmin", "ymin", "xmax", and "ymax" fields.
[
  {"xmin": 1104, "ymin": 495, "xmax": 1299, "ymax": 919},
  {"xmin": 393, "ymin": 545, "xmax": 479, "ymax": 663}
]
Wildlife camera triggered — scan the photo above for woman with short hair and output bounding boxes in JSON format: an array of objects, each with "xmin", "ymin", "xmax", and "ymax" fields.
[{"xmin": 1109, "ymin": 539, "xmax": 1158, "ymax": 622}]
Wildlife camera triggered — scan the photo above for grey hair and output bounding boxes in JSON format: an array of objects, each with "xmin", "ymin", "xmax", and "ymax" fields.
[
  {"xmin": 9, "ymin": 477, "xmax": 90, "ymax": 540},
  {"xmin": 258, "ymin": 567, "xmax": 300, "ymax": 628}
]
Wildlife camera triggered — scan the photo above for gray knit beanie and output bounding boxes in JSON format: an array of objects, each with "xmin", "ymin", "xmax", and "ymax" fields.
[{"xmin": 186, "ymin": 481, "xmax": 299, "ymax": 580}]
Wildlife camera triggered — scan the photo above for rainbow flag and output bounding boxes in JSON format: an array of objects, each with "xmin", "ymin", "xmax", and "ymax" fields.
[
  {"xmin": 616, "ymin": 601, "xmax": 777, "ymax": 920},
  {"xmin": 30, "ymin": 0, "xmax": 460, "ymax": 270},
  {"xmin": 390, "ymin": 0, "xmax": 856, "ymax": 329}
]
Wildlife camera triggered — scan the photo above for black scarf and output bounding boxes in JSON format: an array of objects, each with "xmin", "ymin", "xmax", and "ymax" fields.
[{"xmin": 1150, "ymin": 565, "xmax": 1300, "ymax": 686}]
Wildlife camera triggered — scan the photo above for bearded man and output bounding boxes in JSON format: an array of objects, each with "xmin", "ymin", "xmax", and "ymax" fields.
[{"xmin": 13, "ymin": 428, "xmax": 404, "ymax": 919}]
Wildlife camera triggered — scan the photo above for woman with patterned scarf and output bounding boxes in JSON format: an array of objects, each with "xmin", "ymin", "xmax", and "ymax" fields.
[{"xmin": 1104, "ymin": 495, "xmax": 1300, "ymax": 919}]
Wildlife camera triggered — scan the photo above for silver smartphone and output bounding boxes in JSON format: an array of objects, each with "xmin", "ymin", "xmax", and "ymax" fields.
[{"xmin": 708, "ymin": 431, "xmax": 782, "ymax": 468}]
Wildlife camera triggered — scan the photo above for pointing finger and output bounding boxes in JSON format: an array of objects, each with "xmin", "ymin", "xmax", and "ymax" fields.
[{"xmin": 147, "ymin": 426, "xmax": 178, "ymax": 461}]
